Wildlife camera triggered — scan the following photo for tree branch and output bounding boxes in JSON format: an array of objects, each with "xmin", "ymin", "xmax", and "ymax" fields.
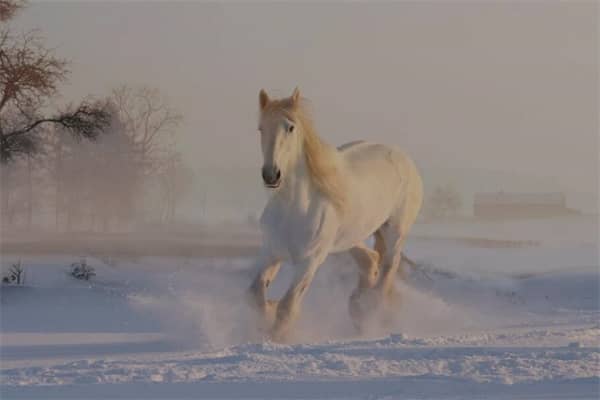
[{"xmin": 1, "ymin": 101, "xmax": 111, "ymax": 163}]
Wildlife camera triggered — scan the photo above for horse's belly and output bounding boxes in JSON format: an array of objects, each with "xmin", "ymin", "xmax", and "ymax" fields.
[
  {"xmin": 331, "ymin": 204, "xmax": 392, "ymax": 252},
  {"xmin": 331, "ymin": 233, "xmax": 369, "ymax": 253}
]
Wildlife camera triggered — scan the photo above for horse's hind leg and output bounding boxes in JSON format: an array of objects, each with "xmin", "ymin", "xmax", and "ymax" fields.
[
  {"xmin": 378, "ymin": 171, "xmax": 422, "ymax": 307},
  {"xmin": 350, "ymin": 242, "xmax": 380, "ymax": 291},
  {"xmin": 348, "ymin": 233, "xmax": 384, "ymax": 332},
  {"xmin": 376, "ymin": 216, "xmax": 416, "ymax": 326},
  {"xmin": 348, "ymin": 243, "xmax": 379, "ymax": 331},
  {"xmin": 373, "ymin": 229, "xmax": 387, "ymax": 263},
  {"xmin": 377, "ymin": 227, "xmax": 406, "ymax": 301}
]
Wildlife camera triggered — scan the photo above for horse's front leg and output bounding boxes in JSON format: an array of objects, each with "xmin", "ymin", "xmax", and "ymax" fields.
[
  {"xmin": 270, "ymin": 252, "xmax": 328, "ymax": 342},
  {"xmin": 247, "ymin": 252, "xmax": 282, "ymax": 332}
]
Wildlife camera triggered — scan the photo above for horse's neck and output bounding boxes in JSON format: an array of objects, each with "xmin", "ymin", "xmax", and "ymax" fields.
[
  {"xmin": 274, "ymin": 139, "xmax": 342, "ymax": 212},
  {"xmin": 275, "ymin": 156, "xmax": 313, "ymax": 208}
]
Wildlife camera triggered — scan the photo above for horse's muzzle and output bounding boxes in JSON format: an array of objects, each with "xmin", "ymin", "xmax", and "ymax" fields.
[{"xmin": 262, "ymin": 166, "xmax": 281, "ymax": 188}]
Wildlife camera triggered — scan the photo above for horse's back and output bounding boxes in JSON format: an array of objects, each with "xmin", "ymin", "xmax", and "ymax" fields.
[
  {"xmin": 337, "ymin": 140, "xmax": 366, "ymax": 152},
  {"xmin": 338, "ymin": 141, "xmax": 415, "ymax": 178},
  {"xmin": 342, "ymin": 141, "xmax": 423, "ymax": 211},
  {"xmin": 331, "ymin": 140, "xmax": 423, "ymax": 251}
]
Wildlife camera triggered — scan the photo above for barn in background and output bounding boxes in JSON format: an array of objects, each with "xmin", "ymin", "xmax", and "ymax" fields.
[{"xmin": 473, "ymin": 192, "xmax": 577, "ymax": 219}]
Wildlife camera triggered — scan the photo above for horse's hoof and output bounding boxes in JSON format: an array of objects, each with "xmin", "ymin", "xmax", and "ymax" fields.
[
  {"xmin": 269, "ymin": 325, "xmax": 291, "ymax": 343},
  {"xmin": 349, "ymin": 288, "xmax": 381, "ymax": 332},
  {"xmin": 350, "ymin": 286, "xmax": 402, "ymax": 332},
  {"xmin": 379, "ymin": 288, "xmax": 402, "ymax": 328},
  {"xmin": 264, "ymin": 299, "xmax": 278, "ymax": 327}
]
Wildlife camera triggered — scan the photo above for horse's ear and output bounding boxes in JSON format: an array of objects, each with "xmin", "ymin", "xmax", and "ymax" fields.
[
  {"xmin": 259, "ymin": 89, "xmax": 270, "ymax": 110},
  {"xmin": 291, "ymin": 87, "xmax": 300, "ymax": 106}
]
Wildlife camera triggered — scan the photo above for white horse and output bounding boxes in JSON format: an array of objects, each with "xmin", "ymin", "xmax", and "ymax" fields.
[{"xmin": 248, "ymin": 88, "xmax": 423, "ymax": 342}]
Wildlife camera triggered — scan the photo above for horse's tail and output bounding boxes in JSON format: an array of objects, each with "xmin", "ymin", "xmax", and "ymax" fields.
[{"xmin": 400, "ymin": 252, "xmax": 418, "ymax": 269}]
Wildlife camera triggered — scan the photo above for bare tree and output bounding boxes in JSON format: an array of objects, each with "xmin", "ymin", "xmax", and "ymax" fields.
[
  {"xmin": 0, "ymin": 2, "xmax": 184, "ymax": 231},
  {"xmin": 0, "ymin": 6, "xmax": 110, "ymax": 163},
  {"xmin": 0, "ymin": 0, "xmax": 23, "ymax": 22},
  {"xmin": 46, "ymin": 103, "xmax": 141, "ymax": 232},
  {"xmin": 111, "ymin": 85, "xmax": 182, "ymax": 174},
  {"xmin": 157, "ymin": 151, "xmax": 194, "ymax": 224},
  {"xmin": 0, "ymin": 1, "xmax": 110, "ymax": 229},
  {"xmin": 426, "ymin": 184, "xmax": 463, "ymax": 219}
]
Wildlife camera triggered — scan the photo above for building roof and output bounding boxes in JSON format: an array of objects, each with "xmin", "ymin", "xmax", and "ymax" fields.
[{"xmin": 474, "ymin": 192, "xmax": 565, "ymax": 206}]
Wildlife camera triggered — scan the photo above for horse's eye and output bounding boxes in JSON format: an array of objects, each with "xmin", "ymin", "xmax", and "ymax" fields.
[{"xmin": 287, "ymin": 124, "xmax": 295, "ymax": 133}]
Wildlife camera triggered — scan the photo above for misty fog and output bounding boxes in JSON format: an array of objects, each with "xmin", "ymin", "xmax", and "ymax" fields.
[
  {"xmin": 9, "ymin": 1, "xmax": 597, "ymax": 225},
  {"xmin": 2, "ymin": 4, "xmax": 599, "ymax": 394}
]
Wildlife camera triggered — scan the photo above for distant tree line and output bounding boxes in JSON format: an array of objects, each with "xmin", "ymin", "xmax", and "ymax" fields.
[
  {"xmin": 1, "ymin": 1, "xmax": 194, "ymax": 231},
  {"xmin": 423, "ymin": 184, "xmax": 463, "ymax": 220}
]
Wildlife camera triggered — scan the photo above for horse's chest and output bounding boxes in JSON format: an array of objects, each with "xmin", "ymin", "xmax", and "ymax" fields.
[{"xmin": 260, "ymin": 200, "xmax": 332, "ymax": 260}]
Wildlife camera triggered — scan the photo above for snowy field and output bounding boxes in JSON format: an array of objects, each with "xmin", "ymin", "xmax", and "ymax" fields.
[{"xmin": 1, "ymin": 216, "xmax": 598, "ymax": 399}]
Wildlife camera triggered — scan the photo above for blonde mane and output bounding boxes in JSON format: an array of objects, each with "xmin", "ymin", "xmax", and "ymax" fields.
[
  {"xmin": 263, "ymin": 98, "xmax": 347, "ymax": 214},
  {"xmin": 295, "ymin": 102, "xmax": 347, "ymax": 214}
]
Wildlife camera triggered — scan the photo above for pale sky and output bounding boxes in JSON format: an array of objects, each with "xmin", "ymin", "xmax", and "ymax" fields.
[{"xmin": 12, "ymin": 1, "xmax": 599, "ymax": 215}]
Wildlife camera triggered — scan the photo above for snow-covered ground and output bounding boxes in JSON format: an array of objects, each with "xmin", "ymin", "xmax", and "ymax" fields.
[{"xmin": 1, "ymin": 217, "xmax": 598, "ymax": 399}]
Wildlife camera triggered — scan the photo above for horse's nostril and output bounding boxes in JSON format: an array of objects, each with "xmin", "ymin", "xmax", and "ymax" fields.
[{"xmin": 262, "ymin": 166, "xmax": 281, "ymax": 186}]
